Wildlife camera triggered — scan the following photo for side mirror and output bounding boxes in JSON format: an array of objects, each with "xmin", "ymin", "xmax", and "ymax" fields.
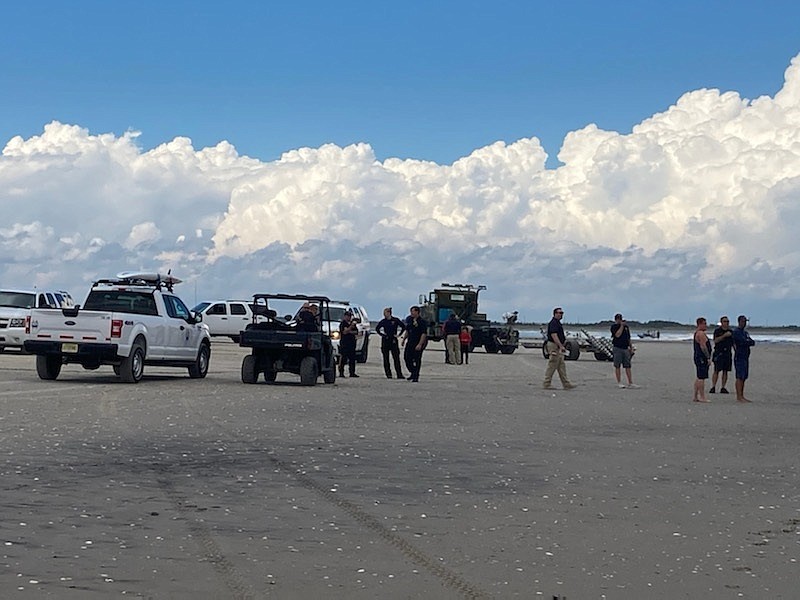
[{"xmin": 192, "ymin": 311, "xmax": 203, "ymax": 323}]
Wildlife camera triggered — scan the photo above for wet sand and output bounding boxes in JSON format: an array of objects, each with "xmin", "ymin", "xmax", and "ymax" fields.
[{"xmin": 1, "ymin": 340, "xmax": 797, "ymax": 599}]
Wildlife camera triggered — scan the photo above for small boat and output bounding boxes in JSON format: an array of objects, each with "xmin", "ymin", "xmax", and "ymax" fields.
[{"xmin": 638, "ymin": 330, "xmax": 659, "ymax": 339}]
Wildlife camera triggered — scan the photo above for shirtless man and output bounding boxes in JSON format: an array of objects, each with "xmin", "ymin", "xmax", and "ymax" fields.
[{"xmin": 692, "ymin": 317, "xmax": 712, "ymax": 403}]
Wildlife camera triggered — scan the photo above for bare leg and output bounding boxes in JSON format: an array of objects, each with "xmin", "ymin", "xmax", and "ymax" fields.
[
  {"xmin": 693, "ymin": 379, "xmax": 709, "ymax": 402},
  {"xmin": 625, "ymin": 367, "xmax": 633, "ymax": 385},
  {"xmin": 736, "ymin": 378, "xmax": 751, "ymax": 402}
]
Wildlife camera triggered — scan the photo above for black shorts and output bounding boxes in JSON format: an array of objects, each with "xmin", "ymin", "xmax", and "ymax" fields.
[{"xmin": 713, "ymin": 352, "xmax": 732, "ymax": 372}]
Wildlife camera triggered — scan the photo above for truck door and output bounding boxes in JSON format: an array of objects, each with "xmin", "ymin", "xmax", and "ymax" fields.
[
  {"xmin": 229, "ymin": 302, "xmax": 250, "ymax": 336},
  {"xmin": 203, "ymin": 302, "xmax": 229, "ymax": 336},
  {"xmin": 163, "ymin": 295, "xmax": 199, "ymax": 359}
]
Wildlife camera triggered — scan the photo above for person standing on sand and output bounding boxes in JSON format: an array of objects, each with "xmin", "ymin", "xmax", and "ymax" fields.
[
  {"xmin": 693, "ymin": 317, "xmax": 712, "ymax": 402},
  {"xmin": 610, "ymin": 313, "xmax": 638, "ymax": 388},
  {"xmin": 375, "ymin": 307, "xmax": 405, "ymax": 379},
  {"xmin": 402, "ymin": 306, "xmax": 428, "ymax": 382},
  {"xmin": 459, "ymin": 325, "xmax": 472, "ymax": 365},
  {"xmin": 710, "ymin": 316, "xmax": 733, "ymax": 394},
  {"xmin": 543, "ymin": 307, "xmax": 576, "ymax": 390},
  {"xmin": 732, "ymin": 314, "xmax": 756, "ymax": 403}
]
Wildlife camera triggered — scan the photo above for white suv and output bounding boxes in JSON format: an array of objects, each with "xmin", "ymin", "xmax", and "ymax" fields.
[
  {"xmin": 0, "ymin": 289, "xmax": 74, "ymax": 352},
  {"xmin": 324, "ymin": 302, "xmax": 371, "ymax": 363}
]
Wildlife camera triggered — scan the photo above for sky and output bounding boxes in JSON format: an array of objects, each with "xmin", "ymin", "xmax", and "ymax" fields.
[{"xmin": 2, "ymin": 1, "xmax": 799, "ymax": 325}]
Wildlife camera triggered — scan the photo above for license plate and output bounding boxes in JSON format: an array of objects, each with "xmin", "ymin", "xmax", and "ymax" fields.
[{"xmin": 62, "ymin": 342, "xmax": 78, "ymax": 353}]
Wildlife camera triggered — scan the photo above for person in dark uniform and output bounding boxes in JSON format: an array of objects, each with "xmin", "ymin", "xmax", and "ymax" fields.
[
  {"xmin": 338, "ymin": 310, "xmax": 359, "ymax": 378},
  {"xmin": 375, "ymin": 307, "xmax": 406, "ymax": 379},
  {"xmin": 610, "ymin": 313, "xmax": 637, "ymax": 388},
  {"xmin": 709, "ymin": 316, "xmax": 733, "ymax": 394},
  {"xmin": 402, "ymin": 306, "xmax": 427, "ymax": 382},
  {"xmin": 296, "ymin": 302, "xmax": 319, "ymax": 332}
]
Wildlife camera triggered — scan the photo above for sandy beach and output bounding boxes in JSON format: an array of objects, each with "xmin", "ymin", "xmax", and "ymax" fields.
[{"xmin": 1, "ymin": 340, "xmax": 797, "ymax": 599}]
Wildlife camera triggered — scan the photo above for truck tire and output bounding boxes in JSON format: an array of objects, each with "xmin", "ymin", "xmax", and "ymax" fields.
[
  {"xmin": 36, "ymin": 354, "xmax": 62, "ymax": 380},
  {"xmin": 565, "ymin": 339, "xmax": 581, "ymax": 361},
  {"xmin": 356, "ymin": 335, "xmax": 369, "ymax": 363},
  {"xmin": 188, "ymin": 343, "xmax": 210, "ymax": 378},
  {"xmin": 119, "ymin": 339, "xmax": 145, "ymax": 383},
  {"xmin": 484, "ymin": 339, "xmax": 499, "ymax": 353},
  {"xmin": 323, "ymin": 367, "xmax": 336, "ymax": 384},
  {"xmin": 241, "ymin": 355, "xmax": 258, "ymax": 384},
  {"xmin": 499, "ymin": 346, "xmax": 516, "ymax": 354},
  {"xmin": 299, "ymin": 356, "xmax": 317, "ymax": 386}
]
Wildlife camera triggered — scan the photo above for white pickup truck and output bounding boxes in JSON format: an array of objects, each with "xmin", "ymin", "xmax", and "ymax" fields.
[{"xmin": 24, "ymin": 273, "xmax": 211, "ymax": 383}]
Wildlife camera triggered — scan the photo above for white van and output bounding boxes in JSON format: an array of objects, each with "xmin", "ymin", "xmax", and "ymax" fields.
[{"xmin": 0, "ymin": 289, "xmax": 74, "ymax": 351}]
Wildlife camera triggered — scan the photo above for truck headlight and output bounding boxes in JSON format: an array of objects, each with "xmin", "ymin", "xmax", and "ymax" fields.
[{"xmin": 9, "ymin": 318, "xmax": 26, "ymax": 328}]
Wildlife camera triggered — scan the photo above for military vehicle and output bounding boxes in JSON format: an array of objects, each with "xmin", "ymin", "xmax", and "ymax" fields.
[{"xmin": 418, "ymin": 283, "xmax": 519, "ymax": 354}]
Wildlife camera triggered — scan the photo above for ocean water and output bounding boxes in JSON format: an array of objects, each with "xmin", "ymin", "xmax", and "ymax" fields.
[{"xmin": 518, "ymin": 326, "xmax": 800, "ymax": 344}]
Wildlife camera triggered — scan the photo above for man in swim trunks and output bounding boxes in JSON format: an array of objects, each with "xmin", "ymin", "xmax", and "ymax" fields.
[
  {"xmin": 693, "ymin": 317, "xmax": 711, "ymax": 403},
  {"xmin": 732, "ymin": 314, "xmax": 756, "ymax": 403}
]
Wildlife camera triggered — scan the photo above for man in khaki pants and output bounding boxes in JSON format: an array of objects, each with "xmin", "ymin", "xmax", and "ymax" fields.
[{"xmin": 543, "ymin": 307, "xmax": 576, "ymax": 389}]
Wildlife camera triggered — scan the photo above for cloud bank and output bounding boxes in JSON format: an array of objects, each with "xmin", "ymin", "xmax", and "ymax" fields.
[{"xmin": 2, "ymin": 55, "xmax": 800, "ymax": 324}]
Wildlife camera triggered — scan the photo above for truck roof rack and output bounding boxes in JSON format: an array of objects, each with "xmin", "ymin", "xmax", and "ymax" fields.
[{"xmin": 92, "ymin": 272, "xmax": 182, "ymax": 293}]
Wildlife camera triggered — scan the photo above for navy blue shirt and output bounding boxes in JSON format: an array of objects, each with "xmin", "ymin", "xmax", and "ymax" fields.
[
  {"xmin": 610, "ymin": 323, "xmax": 631, "ymax": 349},
  {"xmin": 443, "ymin": 318, "xmax": 461, "ymax": 335},
  {"xmin": 376, "ymin": 316, "xmax": 405, "ymax": 339},
  {"xmin": 405, "ymin": 316, "xmax": 428, "ymax": 346},
  {"xmin": 547, "ymin": 317, "xmax": 565, "ymax": 345}
]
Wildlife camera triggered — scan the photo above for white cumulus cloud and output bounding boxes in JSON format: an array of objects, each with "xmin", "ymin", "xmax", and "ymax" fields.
[{"xmin": 1, "ymin": 54, "xmax": 800, "ymax": 323}]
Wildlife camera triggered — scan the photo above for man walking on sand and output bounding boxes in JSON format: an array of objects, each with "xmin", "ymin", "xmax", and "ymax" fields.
[
  {"xmin": 693, "ymin": 317, "xmax": 712, "ymax": 403},
  {"xmin": 543, "ymin": 307, "xmax": 576, "ymax": 390},
  {"xmin": 732, "ymin": 314, "xmax": 756, "ymax": 403},
  {"xmin": 611, "ymin": 313, "xmax": 638, "ymax": 388}
]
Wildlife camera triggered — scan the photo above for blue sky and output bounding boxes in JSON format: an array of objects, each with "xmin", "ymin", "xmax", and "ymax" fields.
[
  {"xmin": 3, "ymin": 1, "xmax": 798, "ymax": 167},
  {"xmin": 2, "ymin": 2, "xmax": 800, "ymax": 325}
]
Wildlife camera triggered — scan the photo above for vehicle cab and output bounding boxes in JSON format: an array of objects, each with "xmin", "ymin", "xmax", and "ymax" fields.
[{"xmin": 0, "ymin": 288, "xmax": 74, "ymax": 351}]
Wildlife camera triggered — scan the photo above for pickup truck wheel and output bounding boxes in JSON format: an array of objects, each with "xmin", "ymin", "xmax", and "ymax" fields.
[
  {"xmin": 36, "ymin": 354, "xmax": 62, "ymax": 380},
  {"xmin": 188, "ymin": 343, "xmax": 210, "ymax": 378},
  {"xmin": 241, "ymin": 355, "xmax": 258, "ymax": 384},
  {"xmin": 299, "ymin": 356, "xmax": 317, "ymax": 386},
  {"xmin": 120, "ymin": 341, "xmax": 145, "ymax": 383}
]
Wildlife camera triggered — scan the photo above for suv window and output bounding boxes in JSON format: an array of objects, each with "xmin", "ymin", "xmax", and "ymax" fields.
[
  {"xmin": 230, "ymin": 303, "xmax": 247, "ymax": 315},
  {"xmin": 208, "ymin": 303, "xmax": 227, "ymax": 315}
]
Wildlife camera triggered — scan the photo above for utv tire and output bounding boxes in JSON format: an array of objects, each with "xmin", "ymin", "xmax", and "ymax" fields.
[
  {"xmin": 299, "ymin": 356, "xmax": 317, "ymax": 386},
  {"xmin": 188, "ymin": 343, "xmax": 210, "ymax": 378},
  {"xmin": 499, "ymin": 345, "xmax": 516, "ymax": 354},
  {"xmin": 594, "ymin": 351, "xmax": 611, "ymax": 362},
  {"xmin": 542, "ymin": 344, "xmax": 550, "ymax": 359},
  {"xmin": 323, "ymin": 368, "xmax": 336, "ymax": 384},
  {"xmin": 241, "ymin": 355, "xmax": 258, "ymax": 384},
  {"xmin": 119, "ymin": 340, "xmax": 145, "ymax": 383},
  {"xmin": 484, "ymin": 340, "xmax": 499, "ymax": 354},
  {"xmin": 36, "ymin": 354, "xmax": 62, "ymax": 380}
]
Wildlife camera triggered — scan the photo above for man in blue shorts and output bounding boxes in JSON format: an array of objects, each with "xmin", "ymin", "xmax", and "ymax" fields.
[{"xmin": 732, "ymin": 314, "xmax": 755, "ymax": 403}]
